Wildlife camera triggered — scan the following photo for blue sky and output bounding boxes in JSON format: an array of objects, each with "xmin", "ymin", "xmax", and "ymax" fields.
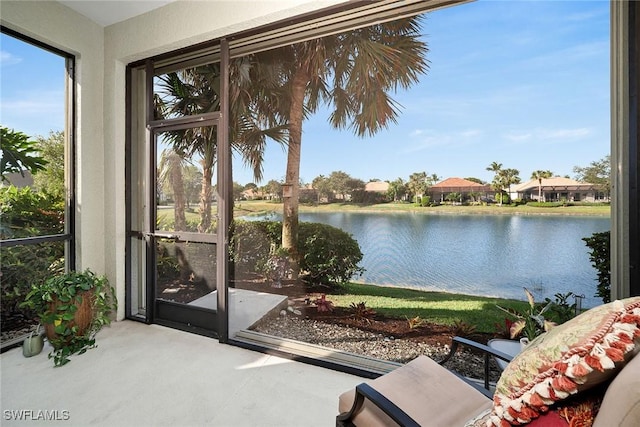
[
  {"xmin": 0, "ymin": 36, "xmax": 66, "ymax": 138},
  {"xmin": 1, "ymin": 0, "xmax": 610, "ymax": 186},
  {"xmin": 238, "ymin": 0, "xmax": 610, "ymax": 186}
]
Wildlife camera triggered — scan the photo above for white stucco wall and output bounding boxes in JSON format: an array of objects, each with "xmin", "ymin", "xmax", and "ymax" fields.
[{"xmin": 1, "ymin": 1, "xmax": 106, "ymax": 274}]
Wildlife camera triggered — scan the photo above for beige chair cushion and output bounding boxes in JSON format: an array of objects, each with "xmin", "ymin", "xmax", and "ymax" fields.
[
  {"xmin": 338, "ymin": 355, "xmax": 492, "ymax": 426},
  {"xmin": 593, "ymin": 351, "xmax": 640, "ymax": 427}
]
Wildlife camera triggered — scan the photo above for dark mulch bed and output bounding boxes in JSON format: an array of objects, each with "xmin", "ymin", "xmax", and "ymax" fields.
[{"xmin": 233, "ymin": 276, "xmax": 497, "ymax": 348}]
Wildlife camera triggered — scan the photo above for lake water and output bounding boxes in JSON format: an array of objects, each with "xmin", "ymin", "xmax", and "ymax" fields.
[{"xmin": 247, "ymin": 212, "xmax": 610, "ymax": 308}]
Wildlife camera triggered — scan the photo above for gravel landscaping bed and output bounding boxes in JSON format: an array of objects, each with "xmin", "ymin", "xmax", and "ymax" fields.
[{"xmin": 253, "ymin": 314, "xmax": 502, "ymax": 382}]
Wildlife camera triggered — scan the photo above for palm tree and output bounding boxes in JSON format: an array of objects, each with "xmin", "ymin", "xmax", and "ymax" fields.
[
  {"xmin": 486, "ymin": 162, "xmax": 504, "ymax": 205},
  {"xmin": 251, "ymin": 18, "xmax": 428, "ymax": 277},
  {"xmin": 500, "ymin": 168, "xmax": 521, "ymax": 203},
  {"xmin": 155, "ymin": 63, "xmax": 288, "ymax": 232},
  {"xmin": 531, "ymin": 170, "xmax": 553, "ymax": 202},
  {"xmin": 408, "ymin": 171, "xmax": 429, "ymax": 202},
  {"xmin": 157, "ymin": 149, "xmax": 188, "ymax": 231}
]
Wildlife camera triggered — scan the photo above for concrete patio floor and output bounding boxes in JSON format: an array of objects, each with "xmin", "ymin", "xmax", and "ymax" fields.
[{"xmin": 1, "ymin": 320, "xmax": 363, "ymax": 426}]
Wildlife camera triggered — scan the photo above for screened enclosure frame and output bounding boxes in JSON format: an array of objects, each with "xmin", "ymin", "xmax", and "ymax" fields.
[
  {"xmin": 0, "ymin": 27, "xmax": 76, "ymax": 264},
  {"xmin": 123, "ymin": 0, "xmax": 638, "ymax": 373}
]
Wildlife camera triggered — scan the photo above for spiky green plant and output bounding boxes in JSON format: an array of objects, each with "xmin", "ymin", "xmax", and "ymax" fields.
[{"xmin": 496, "ymin": 288, "xmax": 556, "ymax": 341}]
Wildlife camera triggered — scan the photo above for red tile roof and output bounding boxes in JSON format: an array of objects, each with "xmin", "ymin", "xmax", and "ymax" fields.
[{"xmin": 432, "ymin": 177, "xmax": 485, "ymax": 188}]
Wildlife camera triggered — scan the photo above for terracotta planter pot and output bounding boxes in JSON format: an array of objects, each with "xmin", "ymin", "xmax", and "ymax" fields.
[{"xmin": 44, "ymin": 290, "xmax": 95, "ymax": 348}]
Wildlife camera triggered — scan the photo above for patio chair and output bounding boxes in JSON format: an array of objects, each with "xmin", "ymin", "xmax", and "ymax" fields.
[
  {"xmin": 336, "ymin": 337, "xmax": 511, "ymax": 427},
  {"xmin": 337, "ymin": 297, "xmax": 640, "ymax": 427}
]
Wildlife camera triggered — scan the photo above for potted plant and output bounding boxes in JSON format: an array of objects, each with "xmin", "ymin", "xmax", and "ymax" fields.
[
  {"xmin": 22, "ymin": 269, "xmax": 117, "ymax": 366},
  {"xmin": 496, "ymin": 288, "xmax": 557, "ymax": 343}
]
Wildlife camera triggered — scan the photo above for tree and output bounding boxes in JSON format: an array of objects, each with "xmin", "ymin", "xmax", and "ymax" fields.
[
  {"xmin": 530, "ymin": 170, "xmax": 553, "ymax": 202},
  {"xmin": 485, "ymin": 163, "xmax": 520, "ymax": 206},
  {"xmin": 407, "ymin": 172, "xmax": 428, "ymax": 201},
  {"xmin": 327, "ymin": 171, "xmax": 354, "ymax": 200},
  {"xmin": 486, "ymin": 162, "xmax": 504, "ymax": 205},
  {"xmin": 312, "ymin": 175, "xmax": 331, "ymax": 203},
  {"xmin": 464, "ymin": 177, "xmax": 485, "ymax": 185},
  {"xmin": 427, "ymin": 173, "xmax": 441, "ymax": 187},
  {"xmin": 233, "ymin": 182, "xmax": 245, "ymax": 200},
  {"xmin": 155, "ymin": 62, "xmax": 287, "ymax": 232},
  {"xmin": 253, "ymin": 17, "xmax": 428, "ymax": 276},
  {"xmin": 31, "ymin": 131, "xmax": 65, "ymax": 200},
  {"xmin": 445, "ymin": 192, "xmax": 461, "ymax": 204},
  {"xmin": 499, "ymin": 168, "xmax": 521, "ymax": 203},
  {"xmin": 573, "ymin": 155, "xmax": 610, "ymax": 197},
  {"xmin": 387, "ymin": 178, "xmax": 407, "ymax": 202},
  {"xmin": 157, "ymin": 149, "xmax": 187, "ymax": 231},
  {"xmin": 345, "ymin": 177, "xmax": 365, "ymax": 200},
  {"xmin": 1, "ymin": 126, "xmax": 47, "ymax": 183},
  {"xmin": 263, "ymin": 179, "xmax": 283, "ymax": 200},
  {"xmin": 182, "ymin": 165, "xmax": 203, "ymax": 208}
]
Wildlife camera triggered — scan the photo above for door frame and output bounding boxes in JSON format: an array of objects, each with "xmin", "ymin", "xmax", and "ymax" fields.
[
  {"xmin": 125, "ymin": 41, "xmax": 231, "ymax": 339},
  {"xmin": 148, "ymin": 119, "xmax": 221, "ymax": 337}
]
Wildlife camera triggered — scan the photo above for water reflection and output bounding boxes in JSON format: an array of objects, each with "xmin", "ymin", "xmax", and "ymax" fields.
[{"xmin": 244, "ymin": 212, "xmax": 609, "ymax": 308}]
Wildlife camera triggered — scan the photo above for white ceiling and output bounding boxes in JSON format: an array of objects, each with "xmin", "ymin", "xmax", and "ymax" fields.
[{"xmin": 58, "ymin": 0, "xmax": 176, "ymax": 27}]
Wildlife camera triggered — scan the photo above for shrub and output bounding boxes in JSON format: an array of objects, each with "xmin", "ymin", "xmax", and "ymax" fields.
[
  {"xmin": 526, "ymin": 201, "xmax": 574, "ymax": 208},
  {"xmin": 230, "ymin": 220, "xmax": 364, "ymax": 287},
  {"xmin": 495, "ymin": 193, "xmax": 511, "ymax": 204},
  {"xmin": 544, "ymin": 292, "xmax": 578, "ymax": 324},
  {"xmin": 229, "ymin": 220, "xmax": 281, "ymax": 275},
  {"xmin": 298, "ymin": 222, "xmax": 364, "ymax": 285},
  {"xmin": 0, "ymin": 186, "xmax": 65, "ymax": 324},
  {"xmin": 582, "ymin": 230, "xmax": 610, "ymax": 303},
  {"xmin": 0, "ymin": 186, "xmax": 64, "ymax": 239},
  {"xmin": 1, "ymin": 243, "xmax": 64, "ymax": 322}
]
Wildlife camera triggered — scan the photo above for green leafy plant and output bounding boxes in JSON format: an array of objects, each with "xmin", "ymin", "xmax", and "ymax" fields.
[
  {"xmin": 22, "ymin": 269, "xmax": 117, "ymax": 366},
  {"xmin": 583, "ymin": 230, "xmax": 610, "ymax": 303},
  {"xmin": 0, "ymin": 126, "xmax": 48, "ymax": 183},
  {"xmin": 453, "ymin": 320, "xmax": 477, "ymax": 337},
  {"xmin": 544, "ymin": 292, "xmax": 578, "ymax": 324},
  {"xmin": 349, "ymin": 301, "xmax": 376, "ymax": 323},
  {"xmin": 496, "ymin": 288, "xmax": 556, "ymax": 341}
]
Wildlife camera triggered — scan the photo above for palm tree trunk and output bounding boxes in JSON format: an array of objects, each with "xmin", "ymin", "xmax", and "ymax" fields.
[
  {"xmin": 198, "ymin": 128, "xmax": 217, "ymax": 234},
  {"xmin": 282, "ymin": 69, "xmax": 309, "ymax": 279},
  {"xmin": 172, "ymin": 166, "xmax": 187, "ymax": 232},
  {"xmin": 538, "ymin": 178, "xmax": 542, "ymax": 202},
  {"xmin": 199, "ymin": 161, "xmax": 213, "ymax": 233}
]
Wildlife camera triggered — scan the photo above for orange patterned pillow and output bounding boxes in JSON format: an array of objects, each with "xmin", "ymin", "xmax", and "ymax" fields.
[{"xmin": 489, "ymin": 297, "xmax": 640, "ymax": 426}]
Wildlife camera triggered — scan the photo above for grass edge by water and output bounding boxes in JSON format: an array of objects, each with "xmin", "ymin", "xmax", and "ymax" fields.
[{"xmin": 323, "ymin": 281, "xmax": 580, "ymax": 334}]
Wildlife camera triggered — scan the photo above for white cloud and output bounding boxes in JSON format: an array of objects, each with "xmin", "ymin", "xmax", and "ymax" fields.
[
  {"xmin": 504, "ymin": 132, "xmax": 533, "ymax": 142},
  {"xmin": 404, "ymin": 128, "xmax": 482, "ymax": 153},
  {"xmin": 0, "ymin": 50, "xmax": 22, "ymax": 66},
  {"xmin": 540, "ymin": 128, "xmax": 591, "ymax": 140},
  {"xmin": 503, "ymin": 127, "xmax": 591, "ymax": 144}
]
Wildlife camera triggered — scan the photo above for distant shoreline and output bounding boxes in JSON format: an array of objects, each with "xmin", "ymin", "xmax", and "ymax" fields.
[{"xmin": 234, "ymin": 200, "xmax": 611, "ymax": 218}]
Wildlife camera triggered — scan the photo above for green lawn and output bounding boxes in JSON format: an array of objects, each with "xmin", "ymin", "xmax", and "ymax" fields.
[{"xmin": 327, "ymin": 282, "xmax": 564, "ymax": 334}]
